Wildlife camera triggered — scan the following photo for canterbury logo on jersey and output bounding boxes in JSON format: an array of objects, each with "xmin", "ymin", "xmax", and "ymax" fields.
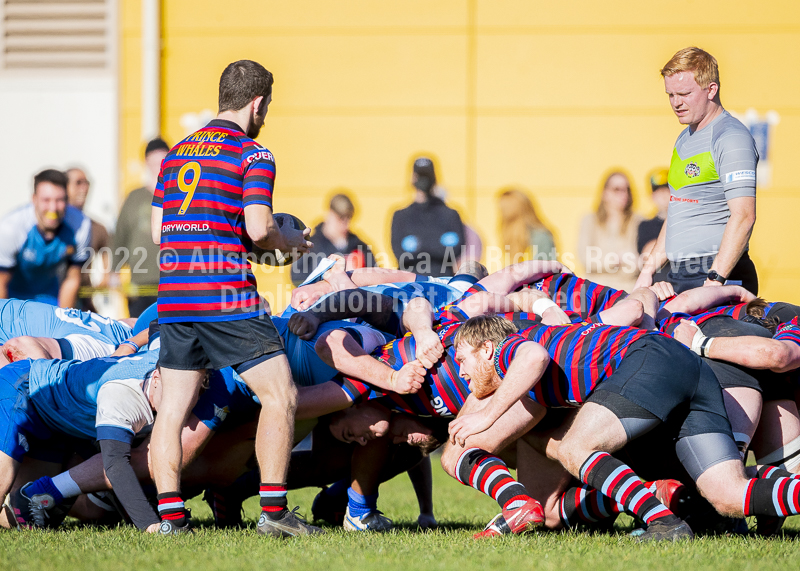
[
  {"xmin": 431, "ymin": 396, "xmax": 454, "ymax": 417},
  {"xmin": 162, "ymin": 223, "xmax": 211, "ymax": 232},
  {"xmin": 246, "ymin": 150, "xmax": 274, "ymax": 164}
]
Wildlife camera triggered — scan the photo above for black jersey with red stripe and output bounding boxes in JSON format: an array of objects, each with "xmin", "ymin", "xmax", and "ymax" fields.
[{"xmin": 152, "ymin": 119, "xmax": 275, "ymax": 323}]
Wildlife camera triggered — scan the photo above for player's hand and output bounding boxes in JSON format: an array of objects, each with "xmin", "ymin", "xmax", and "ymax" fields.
[
  {"xmin": 391, "ymin": 360, "xmax": 426, "ymax": 394},
  {"xmin": 291, "ymin": 282, "xmax": 329, "ymax": 310},
  {"xmin": 282, "ymin": 226, "xmax": 313, "ymax": 255},
  {"xmin": 414, "ymin": 330, "xmax": 444, "ymax": 369},
  {"xmin": 145, "ymin": 522, "xmax": 160, "ymax": 533},
  {"xmin": 541, "ymin": 306, "xmax": 571, "ymax": 326},
  {"xmin": 288, "ymin": 312, "xmax": 321, "ymax": 340},
  {"xmin": 647, "ymin": 281, "xmax": 675, "ymax": 301},
  {"xmin": 448, "ymin": 410, "xmax": 494, "ymax": 447},
  {"xmin": 673, "ymin": 319, "xmax": 701, "ymax": 348}
]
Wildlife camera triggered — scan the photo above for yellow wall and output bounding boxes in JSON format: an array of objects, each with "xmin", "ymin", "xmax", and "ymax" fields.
[{"xmin": 120, "ymin": 0, "xmax": 800, "ymax": 309}]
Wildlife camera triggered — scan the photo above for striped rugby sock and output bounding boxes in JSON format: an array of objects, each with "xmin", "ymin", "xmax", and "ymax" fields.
[
  {"xmin": 743, "ymin": 477, "xmax": 800, "ymax": 517},
  {"xmin": 455, "ymin": 448, "xmax": 531, "ymax": 511},
  {"xmin": 157, "ymin": 492, "xmax": 186, "ymax": 524},
  {"xmin": 559, "ymin": 484, "xmax": 624, "ymax": 528},
  {"xmin": 260, "ymin": 483, "xmax": 288, "ymax": 521},
  {"xmin": 757, "ymin": 466, "xmax": 800, "ymax": 480},
  {"xmin": 579, "ymin": 452, "xmax": 677, "ymax": 526}
]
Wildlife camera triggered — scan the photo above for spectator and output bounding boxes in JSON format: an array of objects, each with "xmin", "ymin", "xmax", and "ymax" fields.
[
  {"xmin": 577, "ymin": 170, "xmax": 643, "ymax": 291},
  {"xmin": 390, "ymin": 157, "xmax": 465, "ymax": 277},
  {"xmin": 497, "ymin": 187, "xmax": 557, "ymax": 262},
  {"xmin": 66, "ymin": 167, "xmax": 111, "ymax": 311},
  {"xmin": 0, "ymin": 169, "xmax": 91, "ymax": 307},
  {"xmin": 637, "ymin": 167, "xmax": 670, "ymax": 256},
  {"xmin": 290, "ymin": 192, "xmax": 377, "ymax": 286},
  {"xmin": 112, "ymin": 138, "xmax": 169, "ymax": 317}
]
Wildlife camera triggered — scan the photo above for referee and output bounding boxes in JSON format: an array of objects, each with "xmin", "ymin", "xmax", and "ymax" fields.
[
  {"xmin": 149, "ymin": 60, "xmax": 319, "ymax": 536},
  {"xmin": 636, "ymin": 47, "xmax": 759, "ymax": 294}
]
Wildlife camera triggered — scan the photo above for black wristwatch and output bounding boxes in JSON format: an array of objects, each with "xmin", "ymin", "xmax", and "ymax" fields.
[{"xmin": 707, "ymin": 270, "xmax": 727, "ymax": 284}]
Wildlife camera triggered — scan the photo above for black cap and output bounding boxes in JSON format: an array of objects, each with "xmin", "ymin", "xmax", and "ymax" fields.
[{"xmin": 413, "ymin": 157, "xmax": 436, "ymax": 193}]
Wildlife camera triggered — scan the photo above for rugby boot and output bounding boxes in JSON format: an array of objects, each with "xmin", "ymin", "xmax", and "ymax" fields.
[
  {"xmin": 311, "ymin": 485, "xmax": 347, "ymax": 526},
  {"xmin": 8, "ymin": 482, "xmax": 58, "ymax": 529},
  {"xmin": 635, "ymin": 518, "xmax": 694, "ymax": 542},
  {"xmin": 158, "ymin": 517, "xmax": 193, "ymax": 535},
  {"xmin": 343, "ymin": 506, "xmax": 393, "ymax": 532},
  {"xmin": 473, "ymin": 512, "xmax": 510, "ymax": 539},
  {"xmin": 501, "ymin": 498, "xmax": 545, "ymax": 534},
  {"xmin": 203, "ymin": 487, "xmax": 244, "ymax": 529},
  {"xmin": 756, "ymin": 515, "xmax": 785, "ymax": 537},
  {"xmin": 257, "ymin": 507, "xmax": 324, "ymax": 537}
]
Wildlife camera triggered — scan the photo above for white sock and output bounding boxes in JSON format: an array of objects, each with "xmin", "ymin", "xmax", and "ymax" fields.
[{"xmin": 52, "ymin": 472, "xmax": 82, "ymax": 499}]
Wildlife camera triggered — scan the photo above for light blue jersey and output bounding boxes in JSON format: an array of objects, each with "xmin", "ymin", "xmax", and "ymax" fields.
[
  {"xmin": 271, "ymin": 317, "xmax": 394, "ymax": 387},
  {"xmin": 0, "ymin": 299, "xmax": 132, "ymax": 345},
  {"xmin": 0, "ymin": 204, "xmax": 91, "ymax": 303},
  {"xmin": 27, "ymin": 350, "xmax": 159, "ymax": 442}
]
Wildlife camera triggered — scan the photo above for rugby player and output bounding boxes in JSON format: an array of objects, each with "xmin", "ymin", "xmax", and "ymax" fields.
[{"xmin": 149, "ymin": 60, "xmax": 316, "ymax": 536}]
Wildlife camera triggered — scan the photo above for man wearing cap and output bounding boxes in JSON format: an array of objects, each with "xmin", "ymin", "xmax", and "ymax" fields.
[
  {"xmin": 635, "ymin": 47, "xmax": 759, "ymax": 294},
  {"xmin": 390, "ymin": 157, "xmax": 466, "ymax": 278},
  {"xmin": 290, "ymin": 193, "xmax": 377, "ymax": 286}
]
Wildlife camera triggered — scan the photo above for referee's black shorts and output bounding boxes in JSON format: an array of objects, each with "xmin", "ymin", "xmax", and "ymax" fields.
[{"xmin": 159, "ymin": 316, "xmax": 285, "ymax": 374}]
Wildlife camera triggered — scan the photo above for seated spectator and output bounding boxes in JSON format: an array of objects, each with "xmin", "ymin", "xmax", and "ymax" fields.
[
  {"xmin": 0, "ymin": 169, "xmax": 91, "ymax": 307},
  {"xmin": 290, "ymin": 193, "xmax": 377, "ymax": 286},
  {"xmin": 66, "ymin": 167, "xmax": 111, "ymax": 312},
  {"xmin": 390, "ymin": 157, "xmax": 465, "ymax": 277},
  {"xmin": 112, "ymin": 138, "xmax": 169, "ymax": 317},
  {"xmin": 637, "ymin": 167, "xmax": 670, "ymax": 256},
  {"xmin": 497, "ymin": 187, "xmax": 556, "ymax": 263},
  {"xmin": 577, "ymin": 170, "xmax": 642, "ymax": 292}
]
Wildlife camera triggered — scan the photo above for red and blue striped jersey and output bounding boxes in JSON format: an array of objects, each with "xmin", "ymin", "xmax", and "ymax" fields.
[
  {"xmin": 494, "ymin": 323, "xmax": 662, "ymax": 407},
  {"xmin": 152, "ymin": 119, "xmax": 276, "ymax": 323},
  {"xmin": 531, "ymin": 274, "xmax": 626, "ymax": 319},
  {"xmin": 658, "ymin": 302, "xmax": 749, "ymax": 336},
  {"xmin": 774, "ymin": 317, "xmax": 800, "ymax": 347},
  {"xmin": 334, "ymin": 304, "xmax": 471, "ymax": 418}
]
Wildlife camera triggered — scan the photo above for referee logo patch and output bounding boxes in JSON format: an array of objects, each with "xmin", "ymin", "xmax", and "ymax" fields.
[{"xmin": 725, "ymin": 170, "xmax": 756, "ymax": 183}]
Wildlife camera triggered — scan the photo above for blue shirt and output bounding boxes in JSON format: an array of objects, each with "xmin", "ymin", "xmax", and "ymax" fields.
[
  {"xmin": 0, "ymin": 204, "xmax": 91, "ymax": 303},
  {"xmin": 0, "ymin": 299, "xmax": 132, "ymax": 345}
]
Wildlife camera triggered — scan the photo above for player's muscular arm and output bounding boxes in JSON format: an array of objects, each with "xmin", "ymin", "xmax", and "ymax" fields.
[
  {"xmin": 634, "ymin": 220, "xmax": 668, "ymax": 289},
  {"xmin": 706, "ymin": 336, "xmax": 800, "ymax": 373},
  {"xmin": 475, "ymin": 260, "xmax": 564, "ymax": 295},
  {"xmin": 449, "ymin": 342, "xmax": 550, "ymax": 447},
  {"xmin": 403, "ymin": 298, "xmax": 443, "ymax": 369},
  {"xmin": 244, "ymin": 204, "xmax": 312, "ymax": 254},
  {"xmin": 348, "ymin": 267, "xmax": 418, "ymax": 286},
  {"xmin": 150, "ymin": 205, "xmax": 162, "ymax": 245},
  {"xmin": 0, "ymin": 270, "xmax": 10, "ymax": 300},
  {"xmin": 111, "ymin": 328, "xmax": 151, "ymax": 357},
  {"xmin": 58, "ymin": 265, "xmax": 82, "ymax": 309},
  {"xmin": 456, "ymin": 291, "xmax": 521, "ymax": 317},
  {"xmin": 295, "ymin": 382, "xmax": 356, "ymax": 420},
  {"xmin": 662, "ymin": 285, "xmax": 755, "ymax": 316},
  {"xmin": 314, "ymin": 329, "xmax": 424, "ymax": 394},
  {"xmin": 709, "ymin": 196, "xmax": 756, "ymax": 282}
]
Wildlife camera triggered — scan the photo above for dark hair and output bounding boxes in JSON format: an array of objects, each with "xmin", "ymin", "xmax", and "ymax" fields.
[
  {"xmin": 218, "ymin": 60, "xmax": 274, "ymax": 113},
  {"xmin": 33, "ymin": 169, "xmax": 68, "ymax": 193},
  {"xmin": 145, "ymin": 137, "xmax": 170, "ymax": 157}
]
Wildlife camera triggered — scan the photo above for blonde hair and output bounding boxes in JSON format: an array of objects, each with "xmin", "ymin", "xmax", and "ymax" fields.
[
  {"xmin": 661, "ymin": 47, "xmax": 720, "ymax": 90},
  {"xmin": 596, "ymin": 170, "xmax": 635, "ymax": 232},
  {"xmin": 498, "ymin": 188, "xmax": 547, "ymax": 258}
]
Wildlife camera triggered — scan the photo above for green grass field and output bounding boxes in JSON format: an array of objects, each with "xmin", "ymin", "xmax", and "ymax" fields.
[{"xmin": 3, "ymin": 458, "xmax": 800, "ymax": 571}]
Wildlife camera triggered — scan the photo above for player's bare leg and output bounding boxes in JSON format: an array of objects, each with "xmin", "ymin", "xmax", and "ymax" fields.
[
  {"xmin": 344, "ymin": 436, "xmax": 393, "ymax": 532},
  {"xmin": 722, "ymin": 386, "xmax": 762, "ymax": 459},
  {"xmin": 516, "ymin": 439, "xmax": 573, "ymax": 530},
  {"xmin": 752, "ymin": 399, "xmax": 800, "ymax": 472}
]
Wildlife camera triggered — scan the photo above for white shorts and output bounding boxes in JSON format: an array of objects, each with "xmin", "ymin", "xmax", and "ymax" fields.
[{"xmin": 64, "ymin": 334, "xmax": 116, "ymax": 361}]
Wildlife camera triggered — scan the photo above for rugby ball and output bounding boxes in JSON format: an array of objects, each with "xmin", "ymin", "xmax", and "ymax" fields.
[{"xmin": 256, "ymin": 213, "xmax": 308, "ymax": 266}]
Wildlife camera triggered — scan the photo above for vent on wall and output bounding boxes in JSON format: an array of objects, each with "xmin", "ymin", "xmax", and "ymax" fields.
[{"xmin": 1, "ymin": 0, "xmax": 111, "ymax": 71}]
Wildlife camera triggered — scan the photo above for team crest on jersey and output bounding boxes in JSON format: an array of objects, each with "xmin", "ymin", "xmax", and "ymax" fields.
[
  {"xmin": 213, "ymin": 404, "xmax": 230, "ymax": 422},
  {"xmin": 684, "ymin": 162, "xmax": 701, "ymax": 178}
]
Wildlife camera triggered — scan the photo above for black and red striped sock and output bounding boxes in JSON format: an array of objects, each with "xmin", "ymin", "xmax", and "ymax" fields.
[
  {"xmin": 260, "ymin": 483, "xmax": 288, "ymax": 521},
  {"xmin": 743, "ymin": 477, "xmax": 800, "ymax": 517},
  {"xmin": 157, "ymin": 492, "xmax": 187, "ymax": 525},
  {"xmin": 758, "ymin": 466, "xmax": 800, "ymax": 480},
  {"xmin": 579, "ymin": 452, "xmax": 677, "ymax": 526},
  {"xmin": 559, "ymin": 484, "xmax": 624, "ymax": 528},
  {"xmin": 455, "ymin": 448, "xmax": 530, "ymax": 511}
]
